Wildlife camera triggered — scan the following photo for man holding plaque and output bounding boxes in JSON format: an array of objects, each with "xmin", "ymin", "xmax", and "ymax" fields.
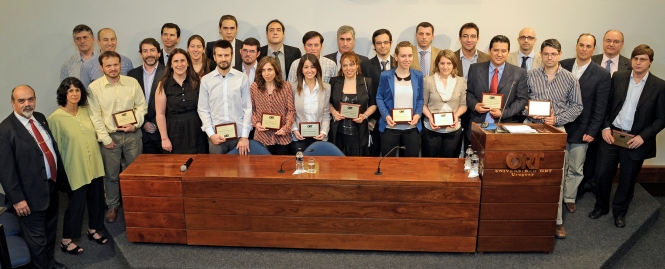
[
  {"xmin": 525, "ymin": 39, "xmax": 583, "ymax": 239},
  {"xmin": 591, "ymin": 44, "xmax": 665, "ymax": 228},
  {"xmin": 198, "ymin": 40, "xmax": 252, "ymax": 154},
  {"xmin": 88, "ymin": 51, "xmax": 148, "ymax": 223}
]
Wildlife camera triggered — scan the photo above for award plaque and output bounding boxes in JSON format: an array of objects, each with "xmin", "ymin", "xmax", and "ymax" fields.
[
  {"xmin": 391, "ymin": 108, "xmax": 413, "ymax": 123},
  {"xmin": 261, "ymin": 113, "xmax": 282, "ymax": 130},
  {"xmin": 612, "ymin": 130, "xmax": 635, "ymax": 149},
  {"xmin": 215, "ymin": 123, "xmax": 238, "ymax": 140},
  {"xmin": 433, "ymin": 112, "xmax": 454, "ymax": 126},
  {"xmin": 528, "ymin": 100, "xmax": 552, "ymax": 117},
  {"xmin": 339, "ymin": 103, "xmax": 361, "ymax": 119},
  {"xmin": 299, "ymin": 122, "xmax": 320, "ymax": 138},
  {"xmin": 481, "ymin": 93, "xmax": 504, "ymax": 109},
  {"xmin": 113, "ymin": 109, "xmax": 138, "ymax": 127}
]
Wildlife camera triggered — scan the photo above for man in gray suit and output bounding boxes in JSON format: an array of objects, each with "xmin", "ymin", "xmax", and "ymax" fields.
[
  {"xmin": 507, "ymin": 27, "xmax": 543, "ymax": 71},
  {"xmin": 591, "ymin": 30, "xmax": 631, "ymax": 76}
]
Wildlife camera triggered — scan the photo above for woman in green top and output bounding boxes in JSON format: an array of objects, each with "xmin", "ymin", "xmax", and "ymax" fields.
[{"xmin": 48, "ymin": 77, "xmax": 107, "ymax": 255}]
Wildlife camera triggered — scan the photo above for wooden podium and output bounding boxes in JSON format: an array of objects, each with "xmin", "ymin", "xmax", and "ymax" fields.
[{"xmin": 471, "ymin": 123, "xmax": 566, "ymax": 253}]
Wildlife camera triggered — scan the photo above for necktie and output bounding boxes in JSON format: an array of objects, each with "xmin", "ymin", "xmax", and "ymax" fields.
[
  {"xmin": 381, "ymin": 60, "xmax": 388, "ymax": 71},
  {"xmin": 605, "ymin": 59, "xmax": 612, "ymax": 72},
  {"xmin": 521, "ymin": 56, "xmax": 528, "ymax": 69},
  {"xmin": 419, "ymin": 51, "xmax": 427, "ymax": 76},
  {"xmin": 29, "ymin": 119, "xmax": 57, "ymax": 182},
  {"xmin": 273, "ymin": 51, "xmax": 281, "ymax": 66},
  {"xmin": 490, "ymin": 68, "xmax": 499, "ymax": 94}
]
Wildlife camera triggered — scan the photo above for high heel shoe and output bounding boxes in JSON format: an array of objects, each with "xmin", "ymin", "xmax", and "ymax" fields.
[
  {"xmin": 87, "ymin": 230, "xmax": 108, "ymax": 244},
  {"xmin": 60, "ymin": 241, "xmax": 83, "ymax": 255}
]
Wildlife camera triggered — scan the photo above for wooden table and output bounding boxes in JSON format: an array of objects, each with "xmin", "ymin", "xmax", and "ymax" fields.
[{"xmin": 120, "ymin": 155, "xmax": 481, "ymax": 252}]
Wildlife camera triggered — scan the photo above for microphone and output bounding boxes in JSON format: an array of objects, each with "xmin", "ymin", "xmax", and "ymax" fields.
[
  {"xmin": 375, "ymin": 146, "xmax": 406, "ymax": 175},
  {"xmin": 278, "ymin": 149, "xmax": 315, "ymax": 173},
  {"xmin": 494, "ymin": 81, "xmax": 515, "ymax": 133},
  {"xmin": 180, "ymin": 158, "xmax": 194, "ymax": 172}
]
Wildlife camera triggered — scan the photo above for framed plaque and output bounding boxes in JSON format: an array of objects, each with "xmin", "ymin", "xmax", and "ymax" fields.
[
  {"xmin": 433, "ymin": 112, "xmax": 454, "ymax": 126},
  {"xmin": 391, "ymin": 108, "xmax": 413, "ymax": 123},
  {"xmin": 612, "ymin": 130, "xmax": 634, "ymax": 149},
  {"xmin": 528, "ymin": 100, "xmax": 552, "ymax": 117},
  {"xmin": 339, "ymin": 103, "xmax": 361, "ymax": 119},
  {"xmin": 215, "ymin": 123, "xmax": 238, "ymax": 140},
  {"xmin": 299, "ymin": 122, "xmax": 320, "ymax": 138},
  {"xmin": 113, "ymin": 109, "xmax": 138, "ymax": 127},
  {"xmin": 261, "ymin": 113, "xmax": 282, "ymax": 130},
  {"xmin": 481, "ymin": 93, "xmax": 504, "ymax": 109}
]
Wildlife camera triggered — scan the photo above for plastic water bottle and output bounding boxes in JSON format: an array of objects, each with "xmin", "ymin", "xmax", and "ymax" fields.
[
  {"xmin": 471, "ymin": 151, "xmax": 479, "ymax": 174},
  {"xmin": 296, "ymin": 148, "xmax": 304, "ymax": 171},
  {"xmin": 464, "ymin": 145, "xmax": 473, "ymax": 171}
]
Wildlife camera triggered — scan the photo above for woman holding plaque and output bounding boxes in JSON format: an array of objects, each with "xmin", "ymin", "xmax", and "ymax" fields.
[
  {"xmin": 375, "ymin": 41, "xmax": 424, "ymax": 157},
  {"xmin": 187, "ymin": 35, "xmax": 215, "ymax": 78},
  {"xmin": 421, "ymin": 50, "xmax": 467, "ymax": 157},
  {"xmin": 48, "ymin": 77, "xmax": 107, "ymax": 255},
  {"xmin": 250, "ymin": 56, "xmax": 295, "ymax": 155},
  {"xmin": 328, "ymin": 52, "xmax": 376, "ymax": 156},
  {"xmin": 155, "ymin": 48, "xmax": 208, "ymax": 154},
  {"xmin": 289, "ymin": 54, "xmax": 332, "ymax": 153}
]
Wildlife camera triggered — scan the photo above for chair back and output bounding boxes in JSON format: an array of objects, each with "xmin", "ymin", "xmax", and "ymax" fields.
[
  {"xmin": 303, "ymin": 141, "xmax": 345, "ymax": 156},
  {"xmin": 226, "ymin": 140, "xmax": 272, "ymax": 155}
]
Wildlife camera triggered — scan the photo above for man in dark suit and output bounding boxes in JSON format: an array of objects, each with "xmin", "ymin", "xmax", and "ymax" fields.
[
  {"xmin": 206, "ymin": 15, "xmax": 243, "ymax": 71},
  {"xmin": 158, "ymin": 23, "xmax": 180, "ymax": 66},
  {"xmin": 560, "ymin": 33, "xmax": 611, "ymax": 213},
  {"xmin": 361, "ymin": 29, "xmax": 395, "ymax": 157},
  {"xmin": 466, "ymin": 35, "xmax": 528, "ymax": 130},
  {"xmin": 257, "ymin": 19, "xmax": 301, "ymax": 80},
  {"xmin": 454, "ymin": 22, "xmax": 491, "ymax": 79},
  {"xmin": 324, "ymin": 25, "xmax": 369, "ymax": 71},
  {"xmin": 591, "ymin": 30, "xmax": 631, "ymax": 76},
  {"xmin": 0, "ymin": 85, "xmax": 68, "ymax": 269},
  {"xmin": 128, "ymin": 38, "xmax": 165, "ymax": 154},
  {"xmin": 589, "ymin": 44, "xmax": 665, "ymax": 228}
]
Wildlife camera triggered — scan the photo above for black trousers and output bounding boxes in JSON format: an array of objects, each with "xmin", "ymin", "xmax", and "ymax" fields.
[
  {"xmin": 380, "ymin": 128, "xmax": 420, "ymax": 157},
  {"xmin": 19, "ymin": 181, "xmax": 58, "ymax": 269},
  {"xmin": 368, "ymin": 127, "xmax": 382, "ymax": 157},
  {"xmin": 265, "ymin": 144, "xmax": 291, "ymax": 155},
  {"xmin": 421, "ymin": 128, "xmax": 463, "ymax": 158},
  {"xmin": 579, "ymin": 137, "xmax": 602, "ymax": 193},
  {"xmin": 594, "ymin": 142, "xmax": 644, "ymax": 217},
  {"xmin": 142, "ymin": 129, "xmax": 162, "ymax": 154},
  {"xmin": 62, "ymin": 177, "xmax": 105, "ymax": 239},
  {"xmin": 334, "ymin": 131, "xmax": 367, "ymax": 156}
]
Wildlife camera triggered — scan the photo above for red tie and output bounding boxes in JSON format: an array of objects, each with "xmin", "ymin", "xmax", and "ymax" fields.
[
  {"xmin": 29, "ymin": 119, "xmax": 57, "ymax": 182},
  {"xmin": 490, "ymin": 68, "xmax": 499, "ymax": 93}
]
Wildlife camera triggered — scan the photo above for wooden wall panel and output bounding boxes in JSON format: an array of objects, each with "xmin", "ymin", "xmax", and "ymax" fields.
[
  {"xmin": 481, "ymin": 186, "xmax": 560, "ymax": 203},
  {"xmin": 120, "ymin": 180, "xmax": 182, "ymax": 197},
  {"xmin": 123, "ymin": 196, "xmax": 184, "ymax": 213},
  {"xmin": 480, "ymin": 203, "xmax": 558, "ymax": 220},
  {"xmin": 478, "ymin": 220, "xmax": 555, "ymax": 236},
  {"xmin": 126, "ymin": 228, "xmax": 187, "ymax": 244},
  {"xmin": 477, "ymin": 236, "xmax": 554, "ymax": 253},
  {"xmin": 124, "ymin": 212, "xmax": 185, "ymax": 229}
]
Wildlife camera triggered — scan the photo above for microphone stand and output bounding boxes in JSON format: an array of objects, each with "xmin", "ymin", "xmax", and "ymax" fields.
[
  {"xmin": 375, "ymin": 146, "xmax": 406, "ymax": 175},
  {"xmin": 494, "ymin": 81, "xmax": 515, "ymax": 133}
]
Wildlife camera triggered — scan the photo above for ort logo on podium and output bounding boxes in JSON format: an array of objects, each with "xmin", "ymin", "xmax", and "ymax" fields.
[{"xmin": 505, "ymin": 152, "xmax": 544, "ymax": 169}]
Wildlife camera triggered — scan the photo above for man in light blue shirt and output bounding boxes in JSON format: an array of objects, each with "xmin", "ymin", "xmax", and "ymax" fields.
[
  {"xmin": 60, "ymin": 24, "xmax": 96, "ymax": 81},
  {"xmin": 80, "ymin": 28, "xmax": 133, "ymax": 87}
]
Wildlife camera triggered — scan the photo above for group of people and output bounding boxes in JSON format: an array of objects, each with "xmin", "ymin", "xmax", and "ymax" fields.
[{"xmin": 1, "ymin": 14, "xmax": 664, "ymax": 269}]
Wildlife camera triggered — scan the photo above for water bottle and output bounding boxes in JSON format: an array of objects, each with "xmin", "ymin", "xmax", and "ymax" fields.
[
  {"xmin": 471, "ymin": 151, "xmax": 479, "ymax": 174},
  {"xmin": 296, "ymin": 148, "xmax": 304, "ymax": 171},
  {"xmin": 464, "ymin": 145, "xmax": 473, "ymax": 171}
]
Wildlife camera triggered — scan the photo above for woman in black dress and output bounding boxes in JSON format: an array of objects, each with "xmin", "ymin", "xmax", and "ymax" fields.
[{"xmin": 154, "ymin": 48, "xmax": 207, "ymax": 153}]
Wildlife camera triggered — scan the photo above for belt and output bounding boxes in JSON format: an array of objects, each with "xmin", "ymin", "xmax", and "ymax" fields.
[{"xmin": 611, "ymin": 125, "xmax": 630, "ymax": 133}]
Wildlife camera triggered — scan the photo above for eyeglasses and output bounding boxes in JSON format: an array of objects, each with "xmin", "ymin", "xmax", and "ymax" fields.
[
  {"xmin": 241, "ymin": 49, "xmax": 257, "ymax": 54},
  {"xmin": 518, "ymin": 36, "xmax": 535, "ymax": 41},
  {"xmin": 604, "ymin": 39, "xmax": 622, "ymax": 45},
  {"xmin": 542, "ymin": 52, "xmax": 559, "ymax": 58},
  {"xmin": 375, "ymin": 41, "xmax": 390, "ymax": 46}
]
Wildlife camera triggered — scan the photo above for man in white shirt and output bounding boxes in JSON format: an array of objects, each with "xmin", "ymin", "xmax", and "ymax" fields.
[
  {"xmin": 288, "ymin": 31, "xmax": 338, "ymax": 83},
  {"xmin": 240, "ymin": 38, "xmax": 261, "ymax": 83},
  {"xmin": 410, "ymin": 22, "xmax": 441, "ymax": 76},
  {"xmin": 591, "ymin": 30, "xmax": 632, "ymax": 76},
  {"xmin": 507, "ymin": 27, "xmax": 543, "ymax": 71}
]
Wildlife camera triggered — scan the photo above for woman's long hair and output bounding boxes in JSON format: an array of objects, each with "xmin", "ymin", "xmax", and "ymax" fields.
[
  {"xmin": 158, "ymin": 48, "xmax": 200, "ymax": 93},
  {"xmin": 295, "ymin": 54, "xmax": 324, "ymax": 95},
  {"xmin": 255, "ymin": 56, "xmax": 285, "ymax": 92},
  {"xmin": 187, "ymin": 35, "xmax": 211, "ymax": 78}
]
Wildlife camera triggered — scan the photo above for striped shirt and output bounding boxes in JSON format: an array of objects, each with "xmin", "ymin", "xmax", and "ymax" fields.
[
  {"xmin": 250, "ymin": 82, "xmax": 296, "ymax": 146},
  {"xmin": 526, "ymin": 65, "xmax": 583, "ymax": 126},
  {"xmin": 60, "ymin": 51, "xmax": 97, "ymax": 81},
  {"xmin": 287, "ymin": 57, "xmax": 338, "ymax": 84}
]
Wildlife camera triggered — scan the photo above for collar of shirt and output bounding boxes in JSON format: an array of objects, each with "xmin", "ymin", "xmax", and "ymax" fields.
[
  {"xmin": 101, "ymin": 75, "xmax": 128, "ymax": 87},
  {"xmin": 489, "ymin": 62, "xmax": 506, "ymax": 76},
  {"xmin": 13, "ymin": 111, "xmax": 34, "ymax": 127},
  {"xmin": 336, "ymin": 51, "xmax": 343, "ymax": 66},
  {"xmin": 242, "ymin": 62, "xmax": 257, "ymax": 73},
  {"xmin": 572, "ymin": 59, "xmax": 592, "ymax": 78},
  {"xmin": 78, "ymin": 50, "xmax": 96, "ymax": 62},
  {"xmin": 518, "ymin": 50, "xmax": 535, "ymax": 59},
  {"xmin": 630, "ymin": 70, "xmax": 650, "ymax": 84},
  {"xmin": 267, "ymin": 44, "xmax": 285, "ymax": 56},
  {"xmin": 142, "ymin": 63, "xmax": 159, "ymax": 75},
  {"xmin": 214, "ymin": 66, "xmax": 240, "ymax": 78},
  {"xmin": 460, "ymin": 50, "xmax": 479, "ymax": 61},
  {"xmin": 166, "ymin": 75, "xmax": 191, "ymax": 87},
  {"xmin": 377, "ymin": 55, "xmax": 391, "ymax": 63},
  {"xmin": 417, "ymin": 46, "xmax": 432, "ymax": 54},
  {"xmin": 602, "ymin": 54, "xmax": 620, "ymax": 66},
  {"xmin": 303, "ymin": 79, "xmax": 320, "ymax": 92}
]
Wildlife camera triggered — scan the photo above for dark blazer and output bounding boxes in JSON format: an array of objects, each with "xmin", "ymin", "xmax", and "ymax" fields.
[
  {"xmin": 560, "ymin": 58, "xmax": 611, "ymax": 143},
  {"xmin": 360, "ymin": 55, "xmax": 395, "ymax": 121},
  {"xmin": 0, "ymin": 112, "xmax": 70, "ymax": 211},
  {"xmin": 466, "ymin": 62, "xmax": 529, "ymax": 123},
  {"xmin": 592, "ymin": 54, "xmax": 632, "ymax": 72},
  {"xmin": 375, "ymin": 68, "xmax": 425, "ymax": 132},
  {"xmin": 257, "ymin": 44, "xmax": 302, "ymax": 79},
  {"xmin": 454, "ymin": 49, "xmax": 491, "ymax": 78},
  {"xmin": 324, "ymin": 51, "xmax": 370, "ymax": 71},
  {"xmin": 127, "ymin": 63, "xmax": 166, "ymax": 142},
  {"xmin": 206, "ymin": 38, "xmax": 243, "ymax": 71},
  {"xmin": 328, "ymin": 75, "xmax": 374, "ymax": 147},
  {"xmin": 603, "ymin": 70, "xmax": 665, "ymax": 160}
]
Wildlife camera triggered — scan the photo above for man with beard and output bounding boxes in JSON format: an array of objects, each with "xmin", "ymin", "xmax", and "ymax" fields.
[
  {"xmin": 158, "ymin": 23, "xmax": 181, "ymax": 65},
  {"xmin": 258, "ymin": 19, "xmax": 301, "ymax": 79},
  {"xmin": 61, "ymin": 24, "xmax": 96, "ymax": 80},
  {"xmin": 128, "ymin": 38, "xmax": 165, "ymax": 154},
  {"xmin": 88, "ymin": 51, "xmax": 147, "ymax": 223},
  {"xmin": 80, "ymin": 28, "xmax": 133, "ymax": 87},
  {"xmin": 0, "ymin": 85, "xmax": 69, "ymax": 269},
  {"xmin": 198, "ymin": 40, "xmax": 251, "ymax": 154},
  {"xmin": 240, "ymin": 37, "xmax": 261, "ymax": 83}
]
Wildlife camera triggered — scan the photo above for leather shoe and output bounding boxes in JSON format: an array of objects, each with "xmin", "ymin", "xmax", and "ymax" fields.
[
  {"xmin": 105, "ymin": 207, "xmax": 118, "ymax": 223},
  {"xmin": 565, "ymin": 202, "xmax": 577, "ymax": 213},
  {"xmin": 555, "ymin": 224, "xmax": 566, "ymax": 239},
  {"xmin": 615, "ymin": 216, "xmax": 626, "ymax": 228},
  {"xmin": 588, "ymin": 208, "xmax": 608, "ymax": 219},
  {"xmin": 54, "ymin": 260, "xmax": 67, "ymax": 269}
]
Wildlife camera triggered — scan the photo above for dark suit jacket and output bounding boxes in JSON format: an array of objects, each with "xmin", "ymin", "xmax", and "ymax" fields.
[
  {"xmin": 360, "ymin": 56, "xmax": 395, "ymax": 121},
  {"xmin": 127, "ymin": 64, "xmax": 165, "ymax": 142},
  {"xmin": 466, "ymin": 62, "xmax": 529, "ymax": 124},
  {"xmin": 257, "ymin": 44, "xmax": 302, "ymax": 79},
  {"xmin": 0, "ymin": 112, "xmax": 70, "ymax": 211},
  {"xmin": 328, "ymin": 75, "xmax": 374, "ymax": 147},
  {"xmin": 560, "ymin": 58, "xmax": 611, "ymax": 143},
  {"xmin": 603, "ymin": 70, "xmax": 665, "ymax": 160},
  {"xmin": 206, "ymin": 38, "xmax": 243, "ymax": 71},
  {"xmin": 375, "ymin": 68, "xmax": 425, "ymax": 132},
  {"xmin": 324, "ymin": 51, "xmax": 370, "ymax": 72},
  {"xmin": 454, "ymin": 49, "xmax": 491, "ymax": 78},
  {"xmin": 592, "ymin": 54, "xmax": 632, "ymax": 72}
]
